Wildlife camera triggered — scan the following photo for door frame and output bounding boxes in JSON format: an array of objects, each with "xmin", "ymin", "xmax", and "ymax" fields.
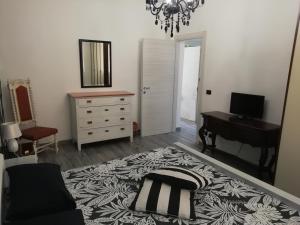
[{"xmin": 172, "ymin": 32, "xmax": 207, "ymax": 138}]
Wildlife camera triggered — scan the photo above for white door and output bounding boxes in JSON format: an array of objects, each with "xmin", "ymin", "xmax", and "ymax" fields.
[{"xmin": 141, "ymin": 39, "xmax": 176, "ymax": 136}]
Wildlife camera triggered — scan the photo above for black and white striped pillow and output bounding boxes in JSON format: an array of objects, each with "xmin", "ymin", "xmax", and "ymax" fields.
[
  {"xmin": 145, "ymin": 167, "xmax": 211, "ymax": 190},
  {"xmin": 129, "ymin": 178, "xmax": 195, "ymax": 220}
]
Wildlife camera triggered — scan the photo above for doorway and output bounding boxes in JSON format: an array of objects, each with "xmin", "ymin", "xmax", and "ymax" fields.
[{"xmin": 174, "ymin": 38, "xmax": 203, "ymax": 143}]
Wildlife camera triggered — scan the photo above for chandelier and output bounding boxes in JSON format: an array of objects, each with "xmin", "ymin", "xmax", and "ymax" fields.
[{"xmin": 146, "ymin": 0, "xmax": 205, "ymax": 37}]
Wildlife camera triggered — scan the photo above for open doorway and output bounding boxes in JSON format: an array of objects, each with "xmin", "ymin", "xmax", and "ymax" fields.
[{"xmin": 175, "ymin": 38, "xmax": 202, "ymax": 142}]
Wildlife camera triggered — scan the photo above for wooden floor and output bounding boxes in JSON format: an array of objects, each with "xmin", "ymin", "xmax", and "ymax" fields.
[
  {"xmin": 39, "ymin": 131, "xmax": 199, "ymax": 171},
  {"xmin": 38, "ymin": 120, "xmax": 271, "ymax": 183}
]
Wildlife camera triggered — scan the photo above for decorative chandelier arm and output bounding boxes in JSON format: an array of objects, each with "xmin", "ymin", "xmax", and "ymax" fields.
[
  {"xmin": 147, "ymin": 0, "xmax": 166, "ymax": 16},
  {"xmin": 187, "ymin": 0, "xmax": 200, "ymax": 10},
  {"xmin": 150, "ymin": 4, "xmax": 165, "ymax": 16},
  {"xmin": 162, "ymin": 5, "xmax": 170, "ymax": 17},
  {"xmin": 178, "ymin": 1, "xmax": 191, "ymax": 17},
  {"xmin": 178, "ymin": 0, "xmax": 201, "ymax": 11}
]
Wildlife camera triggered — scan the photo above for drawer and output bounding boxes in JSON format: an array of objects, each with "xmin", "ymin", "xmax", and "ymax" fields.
[
  {"xmin": 79, "ymin": 115, "xmax": 131, "ymax": 128},
  {"xmin": 207, "ymin": 119, "xmax": 233, "ymax": 139},
  {"xmin": 79, "ymin": 125, "xmax": 131, "ymax": 141},
  {"xmin": 78, "ymin": 96, "xmax": 130, "ymax": 107},
  {"xmin": 77, "ymin": 105, "xmax": 130, "ymax": 118}
]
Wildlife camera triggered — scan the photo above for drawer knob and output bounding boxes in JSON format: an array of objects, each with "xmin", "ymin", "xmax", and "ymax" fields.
[
  {"xmin": 105, "ymin": 119, "xmax": 110, "ymax": 122},
  {"xmin": 120, "ymin": 128, "xmax": 125, "ymax": 131},
  {"xmin": 120, "ymin": 98, "xmax": 125, "ymax": 101},
  {"xmin": 120, "ymin": 108, "xmax": 125, "ymax": 111},
  {"xmin": 87, "ymin": 110, "xmax": 92, "ymax": 114},
  {"xmin": 88, "ymin": 132, "xmax": 93, "ymax": 135},
  {"xmin": 120, "ymin": 118, "xmax": 125, "ymax": 121},
  {"xmin": 87, "ymin": 121, "xmax": 93, "ymax": 124},
  {"xmin": 105, "ymin": 130, "xmax": 110, "ymax": 133},
  {"xmin": 86, "ymin": 100, "xmax": 92, "ymax": 104},
  {"xmin": 105, "ymin": 109, "xmax": 109, "ymax": 112}
]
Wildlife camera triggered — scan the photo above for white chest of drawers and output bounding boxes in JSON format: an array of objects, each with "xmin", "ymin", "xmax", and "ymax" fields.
[{"xmin": 69, "ymin": 91, "xmax": 134, "ymax": 151}]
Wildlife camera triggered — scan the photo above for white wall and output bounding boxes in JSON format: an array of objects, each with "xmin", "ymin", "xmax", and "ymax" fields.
[
  {"xmin": 175, "ymin": 41, "xmax": 185, "ymax": 128},
  {"xmin": 180, "ymin": 46, "xmax": 201, "ymax": 121},
  {"xmin": 0, "ymin": 0, "xmax": 299, "ymax": 152},
  {"xmin": 0, "ymin": 0, "xmax": 164, "ymax": 141},
  {"xmin": 175, "ymin": 0, "xmax": 299, "ymax": 165},
  {"xmin": 180, "ymin": 0, "xmax": 299, "ymax": 124}
]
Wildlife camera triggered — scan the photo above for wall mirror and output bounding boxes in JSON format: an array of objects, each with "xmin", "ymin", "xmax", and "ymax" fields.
[{"xmin": 79, "ymin": 39, "xmax": 112, "ymax": 88}]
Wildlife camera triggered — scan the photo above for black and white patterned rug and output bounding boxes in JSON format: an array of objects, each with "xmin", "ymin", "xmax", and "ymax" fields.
[{"xmin": 63, "ymin": 147, "xmax": 300, "ymax": 225}]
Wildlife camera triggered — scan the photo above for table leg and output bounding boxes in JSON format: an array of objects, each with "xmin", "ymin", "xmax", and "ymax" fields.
[
  {"xmin": 259, "ymin": 147, "xmax": 268, "ymax": 175},
  {"xmin": 267, "ymin": 147, "xmax": 278, "ymax": 182},
  {"xmin": 199, "ymin": 126, "xmax": 207, "ymax": 153},
  {"xmin": 211, "ymin": 133, "xmax": 217, "ymax": 155}
]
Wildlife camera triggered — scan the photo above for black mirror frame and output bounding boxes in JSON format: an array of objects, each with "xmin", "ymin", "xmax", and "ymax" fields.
[{"xmin": 79, "ymin": 39, "xmax": 112, "ymax": 88}]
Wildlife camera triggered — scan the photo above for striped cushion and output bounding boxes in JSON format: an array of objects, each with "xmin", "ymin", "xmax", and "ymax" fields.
[
  {"xmin": 145, "ymin": 167, "xmax": 211, "ymax": 190},
  {"xmin": 130, "ymin": 178, "xmax": 195, "ymax": 219}
]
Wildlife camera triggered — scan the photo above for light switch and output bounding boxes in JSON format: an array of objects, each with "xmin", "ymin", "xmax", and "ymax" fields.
[{"xmin": 206, "ymin": 90, "xmax": 212, "ymax": 95}]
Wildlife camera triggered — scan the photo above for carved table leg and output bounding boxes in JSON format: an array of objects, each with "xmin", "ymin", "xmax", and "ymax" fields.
[
  {"xmin": 267, "ymin": 147, "xmax": 278, "ymax": 183},
  {"xmin": 199, "ymin": 125, "xmax": 207, "ymax": 153},
  {"xmin": 259, "ymin": 147, "xmax": 268, "ymax": 176},
  {"xmin": 211, "ymin": 133, "xmax": 217, "ymax": 156}
]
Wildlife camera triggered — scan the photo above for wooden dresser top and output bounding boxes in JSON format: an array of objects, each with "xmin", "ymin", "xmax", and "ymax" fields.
[{"xmin": 68, "ymin": 91, "xmax": 135, "ymax": 98}]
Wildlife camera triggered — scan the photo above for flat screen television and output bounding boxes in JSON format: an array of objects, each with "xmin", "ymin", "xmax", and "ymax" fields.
[{"xmin": 230, "ymin": 92, "xmax": 265, "ymax": 119}]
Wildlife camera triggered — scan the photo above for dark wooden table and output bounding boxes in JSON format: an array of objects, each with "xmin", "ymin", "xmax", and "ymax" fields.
[
  {"xmin": 1, "ymin": 142, "xmax": 35, "ymax": 159},
  {"xmin": 199, "ymin": 111, "xmax": 281, "ymax": 177},
  {"xmin": 19, "ymin": 142, "xmax": 35, "ymax": 156}
]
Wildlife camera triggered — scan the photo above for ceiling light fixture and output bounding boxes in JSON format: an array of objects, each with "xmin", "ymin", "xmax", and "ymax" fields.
[{"xmin": 146, "ymin": 0, "xmax": 205, "ymax": 37}]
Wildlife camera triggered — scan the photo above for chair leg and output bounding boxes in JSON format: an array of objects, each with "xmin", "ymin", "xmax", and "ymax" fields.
[
  {"xmin": 33, "ymin": 141, "xmax": 38, "ymax": 154},
  {"xmin": 54, "ymin": 134, "xmax": 59, "ymax": 153}
]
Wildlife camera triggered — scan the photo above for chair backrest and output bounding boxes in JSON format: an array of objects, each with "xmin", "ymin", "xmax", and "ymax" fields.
[{"xmin": 8, "ymin": 79, "xmax": 36, "ymax": 127}]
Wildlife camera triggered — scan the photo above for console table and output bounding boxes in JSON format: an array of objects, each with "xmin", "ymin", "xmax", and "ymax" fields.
[{"xmin": 199, "ymin": 111, "xmax": 281, "ymax": 175}]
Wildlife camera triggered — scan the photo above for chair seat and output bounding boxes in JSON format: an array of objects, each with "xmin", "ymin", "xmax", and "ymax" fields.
[{"xmin": 22, "ymin": 126, "xmax": 58, "ymax": 141}]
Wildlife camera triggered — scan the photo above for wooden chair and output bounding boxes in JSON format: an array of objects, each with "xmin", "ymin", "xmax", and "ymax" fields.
[{"xmin": 8, "ymin": 79, "xmax": 58, "ymax": 154}]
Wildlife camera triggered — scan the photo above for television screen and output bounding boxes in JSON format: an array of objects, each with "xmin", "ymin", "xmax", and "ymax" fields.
[{"xmin": 230, "ymin": 92, "xmax": 265, "ymax": 119}]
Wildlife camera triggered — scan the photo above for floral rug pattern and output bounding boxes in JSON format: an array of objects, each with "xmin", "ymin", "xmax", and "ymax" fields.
[{"xmin": 63, "ymin": 147, "xmax": 300, "ymax": 225}]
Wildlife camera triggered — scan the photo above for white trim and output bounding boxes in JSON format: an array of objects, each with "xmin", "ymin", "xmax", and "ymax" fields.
[
  {"xmin": 174, "ymin": 142, "xmax": 300, "ymax": 206},
  {"xmin": 173, "ymin": 32, "xmax": 207, "ymax": 137},
  {"xmin": 175, "ymin": 31, "xmax": 207, "ymax": 41}
]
